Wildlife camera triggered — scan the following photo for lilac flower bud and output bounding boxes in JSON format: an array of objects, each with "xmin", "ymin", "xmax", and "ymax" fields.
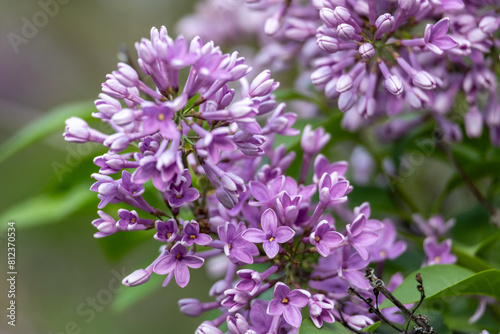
[
  {"xmin": 102, "ymin": 77, "xmax": 129, "ymax": 99},
  {"xmin": 196, "ymin": 322, "xmax": 223, "ymax": 334},
  {"xmin": 122, "ymin": 269, "xmax": 151, "ymax": 287},
  {"xmin": 336, "ymin": 74, "xmax": 354, "ymax": 93},
  {"xmin": 465, "ymin": 107, "xmax": 483, "ymax": 138},
  {"xmin": 112, "ymin": 63, "xmax": 140, "ymax": 87},
  {"xmin": 103, "ymin": 133, "xmax": 131, "ymax": 153},
  {"xmin": 479, "ymin": 16, "xmax": 499, "ymax": 35},
  {"xmin": 311, "ymin": 66, "xmax": 333, "ymax": 86},
  {"xmin": 358, "ymin": 43, "xmax": 375, "ymax": 59},
  {"xmin": 64, "ymin": 117, "xmax": 110, "ymax": 144},
  {"xmin": 338, "ymin": 91, "xmax": 357, "ymax": 112},
  {"xmin": 92, "ymin": 210, "xmax": 117, "ymax": 238},
  {"xmin": 345, "ymin": 315, "xmax": 374, "ymax": 330},
  {"xmin": 178, "ymin": 298, "xmax": 204, "ymax": 317},
  {"xmin": 319, "ymin": 8, "xmax": 338, "ymax": 28},
  {"xmin": 216, "ymin": 188, "xmax": 238, "ymax": 210},
  {"xmin": 317, "ymin": 36, "xmax": 340, "ymax": 53},
  {"xmin": 412, "ymin": 71, "xmax": 437, "ymax": 90},
  {"xmin": 233, "ymin": 131, "xmax": 266, "ymax": 156},
  {"xmin": 486, "ymin": 97, "xmax": 500, "ymax": 126},
  {"xmin": 221, "ymin": 289, "xmax": 251, "ymax": 312},
  {"xmin": 111, "ymin": 109, "xmax": 136, "ymax": 132},
  {"xmin": 249, "ymin": 70, "xmax": 279, "ymax": 97},
  {"xmin": 284, "ymin": 18, "xmax": 317, "ymax": 42},
  {"xmin": 94, "ymin": 94, "xmax": 122, "ymax": 119},
  {"xmin": 324, "ymin": 77, "xmax": 340, "ymax": 99},
  {"xmin": 135, "ymin": 39, "xmax": 157, "ymax": 65},
  {"xmin": 375, "ymin": 14, "xmax": 394, "ymax": 39},
  {"xmin": 301, "ymin": 125, "xmax": 331, "ymax": 155},
  {"xmin": 337, "ymin": 24, "xmax": 362, "ymax": 42},
  {"xmin": 227, "ymin": 314, "xmax": 250, "ymax": 334},
  {"xmin": 336, "ymin": 62, "xmax": 365, "ymax": 93},
  {"xmin": 385, "ymin": 76, "xmax": 403, "ymax": 96},
  {"xmin": 332, "ymin": 6, "xmax": 351, "ymax": 24},
  {"xmin": 398, "ymin": 0, "xmax": 418, "ymax": 12}
]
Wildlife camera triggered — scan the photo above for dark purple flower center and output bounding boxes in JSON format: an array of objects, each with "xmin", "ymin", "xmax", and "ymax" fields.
[{"xmin": 281, "ymin": 297, "xmax": 289, "ymax": 304}]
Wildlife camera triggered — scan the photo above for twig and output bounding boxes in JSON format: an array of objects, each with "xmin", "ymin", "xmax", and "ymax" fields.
[
  {"xmin": 365, "ymin": 268, "xmax": 434, "ymax": 333},
  {"xmin": 405, "ymin": 273, "xmax": 426, "ymax": 334},
  {"xmin": 437, "ymin": 139, "xmax": 499, "ymax": 225},
  {"xmin": 347, "ymin": 287, "xmax": 404, "ymax": 332}
]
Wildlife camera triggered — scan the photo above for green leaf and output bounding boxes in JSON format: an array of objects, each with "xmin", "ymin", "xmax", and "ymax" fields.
[
  {"xmin": 474, "ymin": 232, "xmax": 500, "ymax": 258},
  {"xmin": 0, "ymin": 182, "xmax": 94, "ymax": 232},
  {"xmin": 380, "ymin": 265, "xmax": 474, "ymax": 308},
  {"xmin": 453, "ymin": 244, "xmax": 494, "ymax": 272},
  {"xmin": 363, "ymin": 321, "xmax": 380, "ymax": 332},
  {"xmin": 299, "ymin": 319, "xmax": 351, "ymax": 334},
  {"xmin": 430, "ymin": 269, "xmax": 500, "ymax": 301},
  {"xmin": 112, "ymin": 273, "xmax": 163, "ymax": 313},
  {"xmin": 381, "ymin": 265, "xmax": 500, "ymax": 309},
  {"xmin": 0, "ymin": 101, "xmax": 95, "ymax": 164}
]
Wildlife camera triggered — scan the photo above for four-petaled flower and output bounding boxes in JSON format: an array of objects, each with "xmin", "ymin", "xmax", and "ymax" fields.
[
  {"xmin": 266, "ymin": 282, "xmax": 311, "ymax": 328},
  {"xmin": 309, "ymin": 220, "xmax": 344, "ymax": 257},
  {"xmin": 345, "ymin": 214, "xmax": 378, "ymax": 260},
  {"xmin": 181, "ymin": 220, "xmax": 212, "ymax": 246},
  {"xmin": 242, "ymin": 209, "xmax": 295, "ymax": 259},
  {"xmin": 424, "ymin": 18, "xmax": 458, "ymax": 55},
  {"xmin": 153, "ymin": 243, "xmax": 205, "ymax": 287},
  {"xmin": 218, "ymin": 221, "xmax": 259, "ymax": 264}
]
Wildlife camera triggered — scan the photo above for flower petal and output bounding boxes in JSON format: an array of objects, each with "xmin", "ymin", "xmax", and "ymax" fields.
[
  {"xmin": 261, "ymin": 208, "xmax": 278, "ymax": 233},
  {"xmin": 263, "ymin": 240, "xmax": 280, "ymax": 259},
  {"xmin": 433, "ymin": 36, "xmax": 457, "ymax": 50},
  {"xmin": 273, "ymin": 226, "xmax": 295, "ymax": 243},
  {"xmin": 267, "ymin": 299, "xmax": 284, "ymax": 316},
  {"xmin": 431, "ymin": 18, "xmax": 450, "ymax": 39},
  {"xmin": 283, "ymin": 306, "xmax": 302, "ymax": 328},
  {"xmin": 242, "ymin": 228, "xmax": 267, "ymax": 243},
  {"xmin": 250, "ymin": 181, "xmax": 269, "ymax": 202},
  {"xmin": 183, "ymin": 255, "xmax": 205, "ymax": 269},
  {"xmin": 289, "ymin": 289, "xmax": 310, "ymax": 307},
  {"xmin": 174, "ymin": 263, "xmax": 190, "ymax": 287},
  {"xmin": 273, "ymin": 282, "xmax": 290, "ymax": 299},
  {"xmin": 153, "ymin": 255, "xmax": 176, "ymax": 275}
]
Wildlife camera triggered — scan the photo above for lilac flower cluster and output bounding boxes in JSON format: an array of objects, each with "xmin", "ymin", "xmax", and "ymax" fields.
[
  {"xmin": 178, "ymin": 0, "xmax": 500, "ymax": 145},
  {"xmin": 311, "ymin": 0, "xmax": 500, "ymax": 144},
  {"xmin": 63, "ymin": 27, "xmax": 410, "ymax": 332}
]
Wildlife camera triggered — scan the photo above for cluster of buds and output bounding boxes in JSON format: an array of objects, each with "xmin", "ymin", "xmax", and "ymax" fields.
[
  {"xmin": 179, "ymin": 0, "xmax": 500, "ymax": 145},
  {"xmin": 63, "ymin": 27, "xmax": 412, "ymax": 333},
  {"xmin": 310, "ymin": 0, "xmax": 500, "ymax": 144}
]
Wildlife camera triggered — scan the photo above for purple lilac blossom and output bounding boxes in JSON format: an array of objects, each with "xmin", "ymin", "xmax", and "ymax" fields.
[
  {"xmin": 64, "ymin": 26, "xmax": 412, "ymax": 333},
  {"xmin": 423, "ymin": 237, "xmax": 457, "ymax": 266}
]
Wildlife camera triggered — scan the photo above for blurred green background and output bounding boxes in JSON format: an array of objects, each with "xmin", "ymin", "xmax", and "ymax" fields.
[{"xmin": 1, "ymin": 1, "xmax": 499, "ymax": 334}]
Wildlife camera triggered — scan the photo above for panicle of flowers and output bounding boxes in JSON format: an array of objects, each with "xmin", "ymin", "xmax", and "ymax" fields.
[
  {"xmin": 179, "ymin": 1, "xmax": 500, "ymax": 146},
  {"xmin": 311, "ymin": 0, "xmax": 500, "ymax": 144},
  {"xmin": 64, "ymin": 27, "xmax": 411, "ymax": 333}
]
